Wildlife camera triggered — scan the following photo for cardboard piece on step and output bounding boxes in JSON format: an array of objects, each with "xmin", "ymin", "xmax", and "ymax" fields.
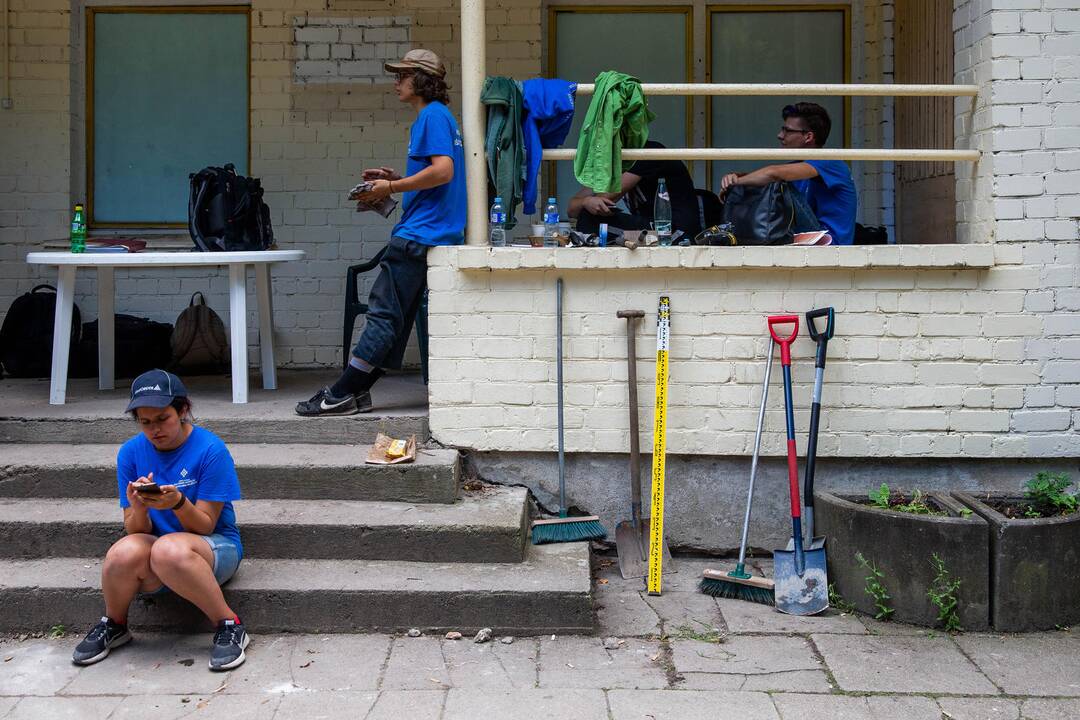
[{"xmin": 365, "ymin": 433, "xmax": 417, "ymax": 465}]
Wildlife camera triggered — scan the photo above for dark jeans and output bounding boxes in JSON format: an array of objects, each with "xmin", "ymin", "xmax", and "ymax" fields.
[
  {"xmin": 575, "ymin": 209, "xmax": 651, "ymax": 235},
  {"xmin": 790, "ymin": 189, "xmax": 823, "ymax": 234},
  {"xmin": 352, "ymin": 236, "xmax": 428, "ymax": 370}
]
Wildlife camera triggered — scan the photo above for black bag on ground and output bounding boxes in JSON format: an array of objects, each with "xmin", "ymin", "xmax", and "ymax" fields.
[
  {"xmin": 169, "ymin": 292, "xmax": 229, "ymax": 375},
  {"xmin": 71, "ymin": 315, "xmax": 174, "ymax": 379},
  {"xmin": 854, "ymin": 223, "xmax": 889, "ymax": 245},
  {"xmin": 188, "ymin": 163, "xmax": 274, "ymax": 252},
  {"xmin": 720, "ymin": 182, "xmax": 796, "ymax": 245},
  {"xmin": 0, "ymin": 285, "xmax": 81, "ymax": 378}
]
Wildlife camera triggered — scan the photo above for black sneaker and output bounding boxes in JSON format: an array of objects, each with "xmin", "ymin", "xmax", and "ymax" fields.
[
  {"xmin": 295, "ymin": 387, "xmax": 358, "ymax": 417},
  {"xmin": 72, "ymin": 617, "xmax": 132, "ymax": 666},
  {"xmin": 354, "ymin": 390, "xmax": 373, "ymax": 413},
  {"xmin": 209, "ymin": 619, "xmax": 249, "ymax": 671}
]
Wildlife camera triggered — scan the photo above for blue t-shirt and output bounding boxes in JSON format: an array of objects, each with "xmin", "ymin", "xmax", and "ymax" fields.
[
  {"xmin": 392, "ymin": 101, "xmax": 467, "ymax": 246},
  {"xmin": 117, "ymin": 426, "xmax": 243, "ymax": 558},
  {"xmin": 793, "ymin": 160, "xmax": 857, "ymax": 245}
]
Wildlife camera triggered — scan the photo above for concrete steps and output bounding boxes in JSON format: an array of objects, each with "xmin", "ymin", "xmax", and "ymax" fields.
[
  {"xmin": 0, "ymin": 543, "xmax": 592, "ymax": 634},
  {"xmin": 0, "ymin": 414, "xmax": 428, "ymax": 447},
  {"xmin": 0, "ymin": 486, "xmax": 528, "ymax": 562},
  {"xmin": 0, "ymin": 444, "xmax": 460, "ymax": 503}
]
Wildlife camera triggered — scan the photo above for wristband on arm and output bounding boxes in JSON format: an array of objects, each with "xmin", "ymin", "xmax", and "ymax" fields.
[{"xmin": 171, "ymin": 495, "xmax": 186, "ymax": 511}]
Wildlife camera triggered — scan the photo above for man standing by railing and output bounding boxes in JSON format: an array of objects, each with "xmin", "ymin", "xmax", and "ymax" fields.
[{"xmin": 719, "ymin": 102, "xmax": 857, "ymax": 245}]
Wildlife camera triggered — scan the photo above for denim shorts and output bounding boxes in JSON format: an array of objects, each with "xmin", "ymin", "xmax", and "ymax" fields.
[{"xmin": 144, "ymin": 533, "xmax": 241, "ymax": 595}]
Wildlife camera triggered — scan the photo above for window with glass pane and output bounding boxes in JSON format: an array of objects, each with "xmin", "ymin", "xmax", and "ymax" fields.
[
  {"xmin": 550, "ymin": 8, "xmax": 691, "ymax": 216},
  {"xmin": 88, "ymin": 8, "xmax": 249, "ymax": 226},
  {"xmin": 709, "ymin": 8, "xmax": 847, "ymax": 188}
]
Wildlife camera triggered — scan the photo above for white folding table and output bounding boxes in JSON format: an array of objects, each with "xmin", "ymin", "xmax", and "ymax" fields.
[{"xmin": 25, "ymin": 250, "xmax": 305, "ymax": 405}]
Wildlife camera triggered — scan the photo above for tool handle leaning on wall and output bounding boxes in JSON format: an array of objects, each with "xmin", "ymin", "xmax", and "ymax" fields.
[{"xmin": 803, "ymin": 307, "xmax": 835, "ymax": 541}]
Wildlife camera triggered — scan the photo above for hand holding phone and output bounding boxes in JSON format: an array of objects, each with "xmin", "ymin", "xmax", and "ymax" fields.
[{"xmin": 134, "ymin": 482, "xmax": 162, "ymax": 495}]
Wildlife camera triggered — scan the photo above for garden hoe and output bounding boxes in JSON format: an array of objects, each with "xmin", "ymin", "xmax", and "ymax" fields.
[
  {"xmin": 614, "ymin": 309, "xmax": 673, "ymax": 579},
  {"xmin": 769, "ymin": 315, "xmax": 829, "ymax": 616}
]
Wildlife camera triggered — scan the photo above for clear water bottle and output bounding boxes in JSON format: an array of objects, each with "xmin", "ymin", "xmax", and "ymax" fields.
[
  {"xmin": 653, "ymin": 177, "xmax": 672, "ymax": 246},
  {"xmin": 70, "ymin": 203, "xmax": 87, "ymax": 254},
  {"xmin": 543, "ymin": 197, "xmax": 559, "ymax": 248},
  {"xmin": 489, "ymin": 197, "xmax": 507, "ymax": 247}
]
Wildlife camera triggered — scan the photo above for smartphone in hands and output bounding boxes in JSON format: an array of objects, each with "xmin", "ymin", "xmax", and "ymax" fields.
[{"xmin": 133, "ymin": 482, "xmax": 163, "ymax": 495}]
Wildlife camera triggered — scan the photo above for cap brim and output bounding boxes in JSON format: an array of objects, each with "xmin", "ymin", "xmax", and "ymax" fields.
[
  {"xmin": 125, "ymin": 394, "xmax": 178, "ymax": 413},
  {"xmin": 384, "ymin": 61, "xmax": 414, "ymax": 73}
]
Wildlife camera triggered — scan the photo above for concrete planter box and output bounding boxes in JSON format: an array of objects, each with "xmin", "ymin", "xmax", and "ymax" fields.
[
  {"xmin": 815, "ymin": 491, "xmax": 990, "ymax": 630},
  {"xmin": 953, "ymin": 492, "xmax": 1080, "ymax": 632}
]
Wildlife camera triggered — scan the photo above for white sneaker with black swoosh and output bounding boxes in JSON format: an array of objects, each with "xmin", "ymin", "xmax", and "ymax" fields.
[{"xmin": 295, "ymin": 387, "xmax": 359, "ymax": 416}]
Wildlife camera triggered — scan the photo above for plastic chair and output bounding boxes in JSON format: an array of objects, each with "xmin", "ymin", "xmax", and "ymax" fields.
[{"xmin": 342, "ymin": 246, "xmax": 429, "ymax": 384}]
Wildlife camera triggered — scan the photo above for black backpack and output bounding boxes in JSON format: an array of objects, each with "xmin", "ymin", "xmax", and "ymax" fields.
[
  {"xmin": 70, "ymin": 315, "xmax": 174, "ymax": 379},
  {"xmin": 188, "ymin": 163, "xmax": 274, "ymax": 252},
  {"xmin": 0, "ymin": 285, "xmax": 81, "ymax": 378},
  {"xmin": 720, "ymin": 182, "xmax": 796, "ymax": 245}
]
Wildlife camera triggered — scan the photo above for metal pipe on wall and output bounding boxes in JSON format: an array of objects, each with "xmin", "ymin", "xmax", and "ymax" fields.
[
  {"xmin": 1, "ymin": 0, "xmax": 11, "ymax": 108},
  {"xmin": 459, "ymin": 0, "xmax": 487, "ymax": 246}
]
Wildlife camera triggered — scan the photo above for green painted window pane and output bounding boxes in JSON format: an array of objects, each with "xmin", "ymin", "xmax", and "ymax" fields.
[
  {"xmin": 553, "ymin": 11, "xmax": 688, "ymax": 217},
  {"xmin": 92, "ymin": 12, "xmax": 248, "ymax": 224},
  {"xmin": 710, "ymin": 11, "xmax": 845, "ymax": 187}
]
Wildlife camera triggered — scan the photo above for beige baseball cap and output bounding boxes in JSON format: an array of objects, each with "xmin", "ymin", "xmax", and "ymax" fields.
[{"xmin": 384, "ymin": 49, "xmax": 446, "ymax": 78}]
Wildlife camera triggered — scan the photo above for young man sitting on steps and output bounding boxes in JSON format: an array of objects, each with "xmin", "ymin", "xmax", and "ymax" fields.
[{"xmin": 296, "ymin": 49, "xmax": 466, "ymax": 417}]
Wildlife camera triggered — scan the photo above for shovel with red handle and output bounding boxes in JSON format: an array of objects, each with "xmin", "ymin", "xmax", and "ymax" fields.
[{"xmin": 768, "ymin": 314, "xmax": 829, "ymax": 616}]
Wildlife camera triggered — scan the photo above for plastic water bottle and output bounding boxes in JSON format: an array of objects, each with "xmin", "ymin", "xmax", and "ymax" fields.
[
  {"xmin": 70, "ymin": 203, "xmax": 87, "ymax": 253},
  {"xmin": 489, "ymin": 197, "xmax": 507, "ymax": 247},
  {"xmin": 653, "ymin": 178, "xmax": 672, "ymax": 246},
  {"xmin": 543, "ymin": 197, "xmax": 560, "ymax": 248}
]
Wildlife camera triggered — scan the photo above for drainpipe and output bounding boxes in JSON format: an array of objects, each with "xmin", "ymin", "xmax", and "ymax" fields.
[
  {"xmin": 1, "ymin": 0, "xmax": 11, "ymax": 109},
  {"xmin": 459, "ymin": 0, "xmax": 486, "ymax": 245}
]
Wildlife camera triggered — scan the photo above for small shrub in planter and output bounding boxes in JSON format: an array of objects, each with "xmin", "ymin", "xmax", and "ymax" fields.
[
  {"xmin": 954, "ymin": 472, "xmax": 1080, "ymax": 633},
  {"xmin": 816, "ymin": 486, "xmax": 990, "ymax": 630}
]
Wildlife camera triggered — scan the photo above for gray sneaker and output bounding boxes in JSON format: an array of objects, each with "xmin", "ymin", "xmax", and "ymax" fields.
[
  {"xmin": 209, "ymin": 619, "xmax": 250, "ymax": 671},
  {"xmin": 72, "ymin": 617, "xmax": 132, "ymax": 666}
]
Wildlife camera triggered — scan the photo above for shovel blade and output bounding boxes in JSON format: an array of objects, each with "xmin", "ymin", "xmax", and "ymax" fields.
[
  {"xmin": 615, "ymin": 518, "xmax": 675, "ymax": 580},
  {"xmin": 772, "ymin": 546, "xmax": 829, "ymax": 616}
]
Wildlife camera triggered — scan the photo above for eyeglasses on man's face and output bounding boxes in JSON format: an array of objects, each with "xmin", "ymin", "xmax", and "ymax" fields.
[
  {"xmin": 779, "ymin": 125, "xmax": 810, "ymax": 136},
  {"xmin": 394, "ymin": 72, "xmax": 415, "ymax": 83}
]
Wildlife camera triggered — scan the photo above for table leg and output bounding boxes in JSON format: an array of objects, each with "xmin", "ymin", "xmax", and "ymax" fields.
[
  {"xmin": 49, "ymin": 266, "xmax": 76, "ymax": 405},
  {"xmin": 97, "ymin": 266, "xmax": 115, "ymax": 391},
  {"xmin": 228, "ymin": 264, "xmax": 249, "ymax": 404},
  {"xmin": 255, "ymin": 263, "xmax": 277, "ymax": 390}
]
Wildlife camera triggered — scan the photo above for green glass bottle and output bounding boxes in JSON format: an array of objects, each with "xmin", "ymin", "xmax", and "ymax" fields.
[{"xmin": 70, "ymin": 203, "xmax": 86, "ymax": 253}]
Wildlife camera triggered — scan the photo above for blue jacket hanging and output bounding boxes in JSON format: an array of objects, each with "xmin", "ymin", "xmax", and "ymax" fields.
[{"xmin": 521, "ymin": 79, "xmax": 577, "ymax": 215}]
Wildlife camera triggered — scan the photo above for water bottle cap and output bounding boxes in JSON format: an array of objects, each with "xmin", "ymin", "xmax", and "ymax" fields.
[
  {"xmin": 547, "ymin": 197, "xmax": 556, "ymax": 203},
  {"xmin": 493, "ymin": 196, "xmax": 502, "ymax": 202}
]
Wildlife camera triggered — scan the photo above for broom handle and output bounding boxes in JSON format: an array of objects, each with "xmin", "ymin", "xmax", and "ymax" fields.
[
  {"xmin": 738, "ymin": 337, "xmax": 774, "ymax": 567},
  {"xmin": 557, "ymin": 278, "xmax": 566, "ymax": 516}
]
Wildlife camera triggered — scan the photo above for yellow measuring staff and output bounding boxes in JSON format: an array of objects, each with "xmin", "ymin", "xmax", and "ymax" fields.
[{"xmin": 647, "ymin": 296, "xmax": 670, "ymax": 596}]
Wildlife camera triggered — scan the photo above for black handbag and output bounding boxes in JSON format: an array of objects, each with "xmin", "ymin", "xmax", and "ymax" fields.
[{"xmin": 720, "ymin": 182, "xmax": 796, "ymax": 246}]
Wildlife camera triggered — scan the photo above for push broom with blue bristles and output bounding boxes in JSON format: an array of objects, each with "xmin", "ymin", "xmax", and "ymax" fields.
[{"xmin": 531, "ymin": 278, "xmax": 607, "ymax": 545}]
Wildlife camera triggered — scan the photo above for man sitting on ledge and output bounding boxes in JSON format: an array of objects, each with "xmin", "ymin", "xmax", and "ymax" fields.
[{"xmin": 719, "ymin": 102, "xmax": 857, "ymax": 245}]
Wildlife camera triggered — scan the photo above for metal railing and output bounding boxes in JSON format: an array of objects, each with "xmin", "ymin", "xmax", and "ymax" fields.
[{"xmin": 457, "ymin": 0, "xmax": 980, "ymax": 245}]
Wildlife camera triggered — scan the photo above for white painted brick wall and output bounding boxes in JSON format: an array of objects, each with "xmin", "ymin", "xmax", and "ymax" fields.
[{"xmin": 426, "ymin": 244, "xmax": 1080, "ymax": 458}]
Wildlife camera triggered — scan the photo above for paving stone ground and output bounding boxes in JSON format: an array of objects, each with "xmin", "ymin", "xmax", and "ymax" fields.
[{"xmin": 2, "ymin": 555, "xmax": 1079, "ymax": 719}]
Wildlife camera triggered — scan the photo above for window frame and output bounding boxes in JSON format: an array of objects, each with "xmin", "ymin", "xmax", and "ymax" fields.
[
  {"xmin": 85, "ymin": 4, "xmax": 252, "ymax": 229},
  {"xmin": 545, "ymin": 4, "xmax": 695, "ymax": 199},
  {"xmin": 704, "ymin": 3, "xmax": 852, "ymax": 192}
]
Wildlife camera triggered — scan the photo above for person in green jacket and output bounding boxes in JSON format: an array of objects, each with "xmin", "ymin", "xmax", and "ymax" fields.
[{"xmin": 574, "ymin": 71, "xmax": 655, "ymax": 194}]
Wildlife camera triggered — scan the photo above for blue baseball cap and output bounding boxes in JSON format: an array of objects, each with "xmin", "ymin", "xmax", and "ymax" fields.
[{"xmin": 126, "ymin": 369, "xmax": 188, "ymax": 412}]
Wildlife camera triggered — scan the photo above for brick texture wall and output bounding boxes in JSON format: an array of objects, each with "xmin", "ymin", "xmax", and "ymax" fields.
[
  {"xmin": 426, "ymin": 244, "xmax": 1080, "ymax": 458},
  {"xmin": 0, "ymin": 0, "xmax": 541, "ymax": 368}
]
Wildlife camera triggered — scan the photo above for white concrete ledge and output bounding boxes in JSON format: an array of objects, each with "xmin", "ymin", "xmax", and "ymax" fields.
[{"xmin": 430, "ymin": 244, "xmax": 997, "ymax": 271}]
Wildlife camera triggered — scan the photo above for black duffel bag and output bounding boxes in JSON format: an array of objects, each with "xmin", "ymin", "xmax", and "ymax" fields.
[
  {"xmin": 0, "ymin": 285, "xmax": 81, "ymax": 378},
  {"xmin": 720, "ymin": 182, "xmax": 797, "ymax": 245},
  {"xmin": 71, "ymin": 315, "xmax": 174, "ymax": 379}
]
